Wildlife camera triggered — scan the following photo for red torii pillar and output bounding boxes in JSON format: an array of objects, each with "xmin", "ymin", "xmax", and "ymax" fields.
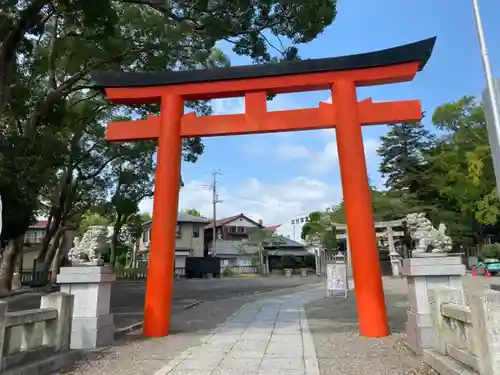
[{"xmin": 92, "ymin": 37, "xmax": 436, "ymax": 338}]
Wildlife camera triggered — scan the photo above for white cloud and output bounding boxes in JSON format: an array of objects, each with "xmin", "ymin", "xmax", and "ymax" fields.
[
  {"xmin": 303, "ymin": 136, "xmax": 381, "ymax": 175},
  {"xmin": 139, "ymin": 177, "xmax": 341, "ymax": 226},
  {"xmin": 242, "ymin": 140, "xmax": 268, "ymax": 156},
  {"xmin": 210, "ymin": 93, "xmax": 300, "ymax": 116},
  {"xmin": 274, "ymin": 143, "xmax": 310, "ymax": 161},
  {"xmin": 138, "ymin": 95, "xmax": 382, "ymax": 227},
  {"xmin": 307, "ymin": 141, "xmax": 339, "ymax": 175}
]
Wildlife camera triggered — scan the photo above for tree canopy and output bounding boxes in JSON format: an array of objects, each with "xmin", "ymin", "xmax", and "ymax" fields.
[
  {"xmin": 0, "ymin": 0, "xmax": 340, "ymax": 294},
  {"xmin": 308, "ymin": 95, "xmax": 499, "ymax": 253}
]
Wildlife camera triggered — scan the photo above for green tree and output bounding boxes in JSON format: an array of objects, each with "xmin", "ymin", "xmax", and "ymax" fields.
[
  {"xmin": 105, "ymin": 143, "xmax": 156, "ymax": 266},
  {"xmin": 0, "ymin": 0, "xmax": 340, "ymax": 293},
  {"xmin": 77, "ymin": 213, "xmax": 110, "ymax": 237},
  {"xmin": 183, "ymin": 208, "xmax": 202, "ymax": 217},
  {"xmin": 301, "ymin": 211, "xmax": 337, "ymax": 252},
  {"xmin": 426, "ymin": 96, "xmax": 497, "ymax": 247},
  {"xmin": 377, "ymin": 121, "xmax": 434, "ymax": 197},
  {"xmin": 1, "ymin": 0, "xmax": 339, "ymax": 109},
  {"xmin": 246, "ymin": 228, "xmax": 285, "ymax": 272}
]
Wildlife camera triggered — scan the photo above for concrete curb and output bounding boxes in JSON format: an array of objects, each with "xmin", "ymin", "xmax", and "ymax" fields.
[
  {"xmin": 113, "ymin": 282, "xmax": 322, "ymax": 337},
  {"xmin": 114, "ymin": 300, "xmax": 204, "ymax": 338},
  {"xmin": 1, "ymin": 349, "xmax": 82, "ymax": 375},
  {"xmin": 115, "ymin": 281, "xmax": 323, "ymax": 337},
  {"xmin": 182, "ymin": 300, "xmax": 204, "ymax": 310},
  {"xmin": 2, "ymin": 285, "xmax": 58, "ymax": 300}
]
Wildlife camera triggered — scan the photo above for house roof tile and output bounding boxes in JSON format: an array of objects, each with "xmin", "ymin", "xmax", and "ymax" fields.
[
  {"xmin": 29, "ymin": 220, "xmax": 48, "ymax": 229},
  {"xmin": 205, "ymin": 213, "xmax": 262, "ymax": 229},
  {"xmin": 143, "ymin": 212, "xmax": 209, "ymax": 227}
]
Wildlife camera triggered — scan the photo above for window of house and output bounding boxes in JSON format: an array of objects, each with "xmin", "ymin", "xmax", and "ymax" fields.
[
  {"xmin": 24, "ymin": 230, "xmax": 43, "ymax": 244},
  {"xmin": 300, "ymin": 217, "xmax": 305, "ymax": 223},
  {"xmin": 176, "ymin": 225, "xmax": 182, "ymax": 238},
  {"xmin": 192, "ymin": 226, "xmax": 200, "ymax": 238},
  {"xmin": 236, "ymin": 226, "xmax": 245, "ymax": 233},
  {"xmin": 142, "ymin": 227, "xmax": 150, "ymax": 243},
  {"xmin": 237, "ymin": 259, "xmax": 251, "ymax": 266},
  {"xmin": 291, "ymin": 219, "xmax": 295, "ymax": 225}
]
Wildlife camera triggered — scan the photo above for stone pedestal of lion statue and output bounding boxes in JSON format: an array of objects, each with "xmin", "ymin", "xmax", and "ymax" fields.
[
  {"xmin": 57, "ymin": 225, "xmax": 115, "ymax": 349},
  {"xmin": 402, "ymin": 213, "xmax": 465, "ymax": 353}
]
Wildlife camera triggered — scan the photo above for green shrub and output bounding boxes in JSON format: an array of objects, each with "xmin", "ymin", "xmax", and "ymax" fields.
[
  {"xmin": 480, "ymin": 244, "xmax": 500, "ymax": 260},
  {"xmin": 280, "ymin": 255, "xmax": 298, "ymax": 269},
  {"xmin": 303, "ymin": 255, "xmax": 316, "ymax": 269},
  {"xmin": 222, "ymin": 267, "xmax": 235, "ymax": 277}
]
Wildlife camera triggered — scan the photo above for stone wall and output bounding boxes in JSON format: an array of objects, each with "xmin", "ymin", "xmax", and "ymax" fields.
[
  {"xmin": 423, "ymin": 286, "xmax": 500, "ymax": 375},
  {"xmin": 0, "ymin": 292, "xmax": 79, "ymax": 375}
]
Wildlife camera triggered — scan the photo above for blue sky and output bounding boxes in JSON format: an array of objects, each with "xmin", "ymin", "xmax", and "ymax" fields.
[{"xmin": 140, "ymin": 0, "xmax": 500, "ymax": 230}]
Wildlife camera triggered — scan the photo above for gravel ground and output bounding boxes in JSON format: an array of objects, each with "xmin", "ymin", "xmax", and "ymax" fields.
[
  {"xmin": 53, "ymin": 282, "xmax": 324, "ymax": 375},
  {"xmin": 304, "ymin": 278, "xmax": 438, "ymax": 375},
  {"xmin": 5, "ymin": 276, "xmax": 323, "ymax": 330},
  {"xmin": 54, "ymin": 275, "xmax": 494, "ymax": 375}
]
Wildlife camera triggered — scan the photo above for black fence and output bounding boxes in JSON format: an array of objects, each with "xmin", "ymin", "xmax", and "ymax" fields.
[{"xmin": 20, "ymin": 270, "xmax": 52, "ymax": 287}]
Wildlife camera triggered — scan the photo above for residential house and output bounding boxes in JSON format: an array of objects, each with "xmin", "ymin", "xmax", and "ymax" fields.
[
  {"xmin": 274, "ymin": 214, "xmax": 311, "ymax": 244},
  {"xmin": 264, "ymin": 235, "xmax": 312, "ymax": 272},
  {"xmin": 139, "ymin": 213, "xmax": 209, "ymax": 268},
  {"xmin": 204, "ymin": 213, "xmax": 263, "ymax": 255},
  {"xmin": 213, "ymin": 233, "xmax": 312, "ymax": 269},
  {"xmin": 20, "ymin": 220, "xmax": 74, "ymax": 272},
  {"xmin": 204, "ymin": 214, "xmax": 311, "ymax": 269},
  {"xmin": 213, "ymin": 240, "xmax": 261, "ymax": 267}
]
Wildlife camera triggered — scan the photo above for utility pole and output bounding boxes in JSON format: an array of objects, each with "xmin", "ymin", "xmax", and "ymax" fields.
[
  {"xmin": 211, "ymin": 170, "xmax": 223, "ymax": 255},
  {"xmin": 472, "ymin": 0, "xmax": 500, "ymax": 196}
]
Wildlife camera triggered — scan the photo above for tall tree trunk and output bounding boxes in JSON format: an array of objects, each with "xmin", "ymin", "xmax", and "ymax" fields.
[
  {"xmin": 0, "ymin": 0, "xmax": 51, "ymax": 110},
  {"xmin": 0, "ymin": 236, "xmax": 23, "ymax": 296},
  {"xmin": 110, "ymin": 214, "xmax": 122, "ymax": 267},
  {"xmin": 50, "ymin": 230, "xmax": 70, "ymax": 285},
  {"xmin": 41, "ymin": 226, "xmax": 65, "ymax": 274},
  {"xmin": 132, "ymin": 238, "xmax": 139, "ymax": 279},
  {"xmin": 37, "ymin": 216, "xmax": 59, "ymax": 262},
  {"xmin": 37, "ymin": 166, "xmax": 74, "ymax": 262}
]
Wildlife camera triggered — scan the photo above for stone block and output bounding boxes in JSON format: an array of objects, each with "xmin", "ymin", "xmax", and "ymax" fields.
[
  {"xmin": 403, "ymin": 256, "xmax": 466, "ymax": 353},
  {"xmin": 11, "ymin": 273, "xmax": 21, "ymax": 291},
  {"xmin": 405, "ymin": 317, "xmax": 435, "ymax": 353},
  {"xmin": 40, "ymin": 292, "xmax": 74, "ymax": 351},
  {"xmin": 57, "ymin": 266, "xmax": 115, "ymax": 284},
  {"xmin": 60, "ymin": 282, "xmax": 111, "ymax": 317},
  {"xmin": 469, "ymin": 289, "xmax": 500, "ymax": 375},
  {"xmin": 427, "ymin": 287, "xmax": 463, "ymax": 355},
  {"xmin": 57, "ymin": 266, "xmax": 115, "ymax": 349},
  {"xmin": 403, "ymin": 256, "xmax": 466, "ymax": 277},
  {"xmin": 0, "ymin": 301, "xmax": 7, "ymax": 370},
  {"xmin": 423, "ymin": 349, "xmax": 478, "ymax": 375},
  {"xmin": 405, "ymin": 322, "xmax": 419, "ymax": 353},
  {"xmin": 70, "ymin": 315, "xmax": 114, "ymax": 349}
]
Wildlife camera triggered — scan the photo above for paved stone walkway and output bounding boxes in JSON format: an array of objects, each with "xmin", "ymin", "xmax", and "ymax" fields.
[{"xmin": 153, "ymin": 287, "xmax": 324, "ymax": 375}]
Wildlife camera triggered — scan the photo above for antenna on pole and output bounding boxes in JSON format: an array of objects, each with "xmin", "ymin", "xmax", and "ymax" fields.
[{"xmin": 211, "ymin": 170, "xmax": 223, "ymax": 255}]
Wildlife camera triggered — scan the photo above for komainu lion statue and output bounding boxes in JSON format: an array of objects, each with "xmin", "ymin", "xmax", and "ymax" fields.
[
  {"xmin": 405, "ymin": 213, "xmax": 452, "ymax": 254},
  {"xmin": 67, "ymin": 225, "xmax": 108, "ymax": 266}
]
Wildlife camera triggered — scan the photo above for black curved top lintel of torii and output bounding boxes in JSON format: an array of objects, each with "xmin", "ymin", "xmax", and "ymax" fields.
[{"xmin": 89, "ymin": 37, "xmax": 437, "ymax": 90}]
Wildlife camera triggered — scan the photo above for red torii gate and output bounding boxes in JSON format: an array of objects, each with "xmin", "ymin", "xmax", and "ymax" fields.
[{"xmin": 91, "ymin": 37, "xmax": 436, "ymax": 339}]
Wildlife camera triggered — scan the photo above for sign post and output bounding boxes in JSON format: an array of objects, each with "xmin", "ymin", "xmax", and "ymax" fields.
[{"xmin": 326, "ymin": 252, "xmax": 348, "ymax": 298}]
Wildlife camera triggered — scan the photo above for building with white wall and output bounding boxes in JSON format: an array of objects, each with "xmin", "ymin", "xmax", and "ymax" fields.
[{"xmin": 275, "ymin": 213, "xmax": 311, "ymax": 244}]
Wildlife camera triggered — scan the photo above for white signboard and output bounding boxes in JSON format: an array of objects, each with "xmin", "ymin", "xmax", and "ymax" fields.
[{"xmin": 326, "ymin": 262, "xmax": 348, "ymax": 298}]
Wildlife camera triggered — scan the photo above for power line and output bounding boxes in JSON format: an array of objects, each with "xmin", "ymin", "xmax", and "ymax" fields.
[
  {"xmin": 218, "ymin": 192, "xmax": 331, "ymax": 215},
  {"xmin": 211, "ymin": 170, "xmax": 223, "ymax": 254}
]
